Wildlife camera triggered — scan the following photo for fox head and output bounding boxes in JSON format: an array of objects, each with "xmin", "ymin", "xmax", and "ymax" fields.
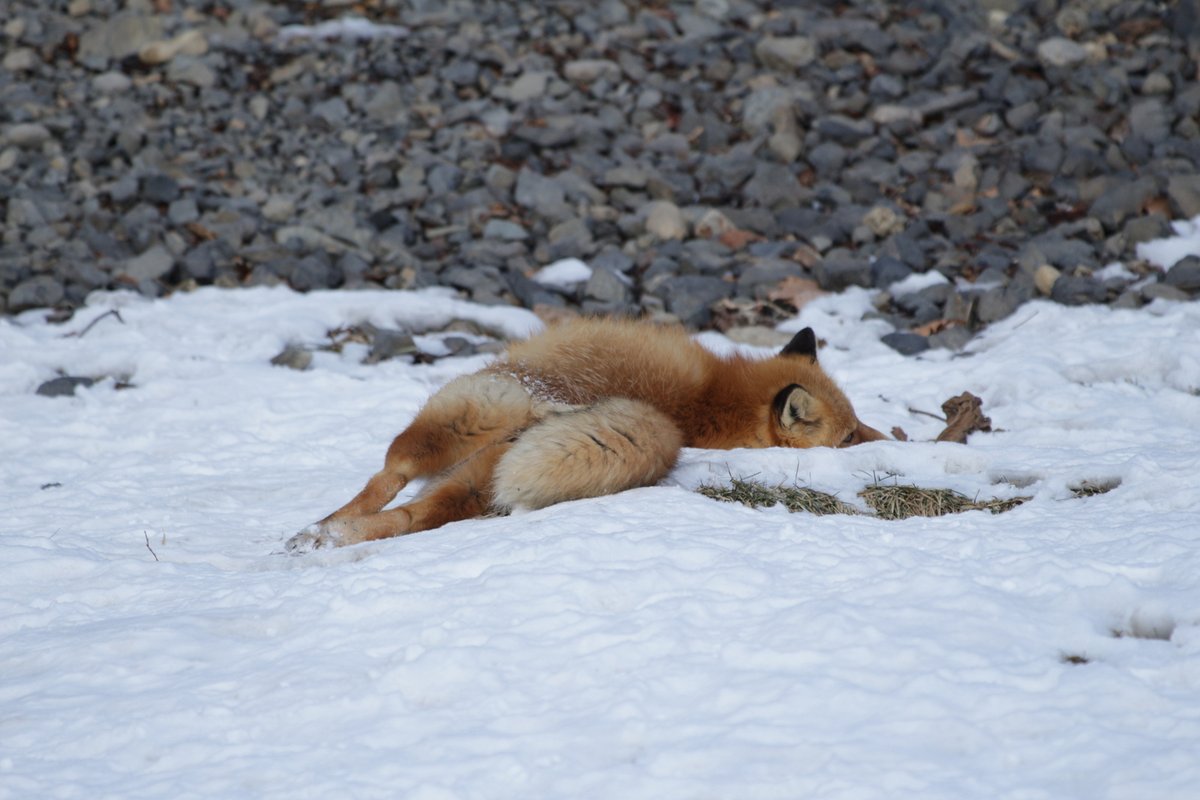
[{"xmin": 762, "ymin": 328, "xmax": 886, "ymax": 449}]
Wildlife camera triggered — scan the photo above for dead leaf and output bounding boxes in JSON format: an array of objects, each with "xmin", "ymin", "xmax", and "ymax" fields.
[
  {"xmin": 891, "ymin": 426, "xmax": 909, "ymax": 442},
  {"xmin": 718, "ymin": 228, "xmax": 763, "ymax": 250},
  {"xmin": 767, "ymin": 276, "xmax": 825, "ymax": 310},
  {"xmin": 911, "ymin": 318, "xmax": 959, "ymax": 337},
  {"xmin": 935, "ymin": 391, "xmax": 992, "ymax": 444}
]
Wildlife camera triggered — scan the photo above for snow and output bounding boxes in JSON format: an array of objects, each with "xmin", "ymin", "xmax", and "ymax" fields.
[
  {"xmin": 1137, "ymin": 214, "xmax": 1200, "ymax": 271},
  {"xmin": 276, "ymin": 16, "xmax": 409, "ymax": 44},
  {"xmin": 887, "ymin": 269, "xmax": 950, "ymax": 296},
  {"xmin": 532, "ymin": 257, "xmax": 592, "ymax": 288},
  {"xmin": 3, "ymin": 273, "xmax": 1200, "ymax": 797}
]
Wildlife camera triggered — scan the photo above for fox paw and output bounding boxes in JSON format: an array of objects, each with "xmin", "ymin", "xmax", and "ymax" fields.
[{"xmin": 284, "ymin": 523, "xmax": 345, "ymax": 554}]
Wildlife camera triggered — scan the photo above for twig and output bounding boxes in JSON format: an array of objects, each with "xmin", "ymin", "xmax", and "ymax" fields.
[
  {"xmin": 68, "ymin": 309, "xmax": 124, "ymax": 339},
  {"xmin": 144, "ymin": 531, "xmax": 159, "ymax": 562},
  {"xmin": 906, "ymin": 406, "xmax": 947, "ymax": 422}
]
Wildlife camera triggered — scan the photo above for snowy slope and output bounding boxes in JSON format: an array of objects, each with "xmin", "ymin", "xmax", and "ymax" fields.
[{"xmin": 2, "ymin": 280, "xmax": 1199, "ymax": 800}]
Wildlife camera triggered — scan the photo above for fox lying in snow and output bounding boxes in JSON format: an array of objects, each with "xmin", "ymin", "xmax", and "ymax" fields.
[{"xmin": 287, "ymin": 317, "xmax": 885, "ymax": 551}]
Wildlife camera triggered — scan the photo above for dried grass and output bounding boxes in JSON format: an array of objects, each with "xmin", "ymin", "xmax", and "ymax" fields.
[
  {"xmin": 698, "ymin": 478, "xmax": 1029, "ymax": 520},
  {"xmin": 697, "ymin": 479, "xmax": 857, "ymax": 516}
]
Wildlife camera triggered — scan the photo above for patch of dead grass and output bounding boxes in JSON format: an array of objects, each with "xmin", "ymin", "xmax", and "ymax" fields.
[
  {"xmin": 697, "ymin": 479, "xmax": 857, "ymax": 516},
  {"xmin": 698, "ymin": 478, "xmax": 1030, "ymax": 520}
]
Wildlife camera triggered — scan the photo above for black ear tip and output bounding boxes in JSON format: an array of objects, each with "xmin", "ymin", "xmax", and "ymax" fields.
[{"xmin": 781, "ymin": 327, "xmax": 818, "ymax": 360}]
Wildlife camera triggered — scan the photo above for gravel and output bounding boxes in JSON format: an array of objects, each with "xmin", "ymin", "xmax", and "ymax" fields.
[{"xmin": 1, "ymin": 0, "xmax": 1197, "ymax": 353}]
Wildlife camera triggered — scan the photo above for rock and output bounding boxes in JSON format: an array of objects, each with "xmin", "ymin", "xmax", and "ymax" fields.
[
  {"xmin": 9, "ymin": 276, "xmax": 65, "ymax": 312},
  {"xmin": 483, "ymin": 219, "xmax": 528, "ymax": 241},
  {"xmin": 1051, "ymin": 276, "xmax": 1107, "ymax": 306},
  {"xmin": 1129, "ymin": 99, "xmax": 1172, "ymax": 144},
  {"xmin": 870, "ymin": 256, "xmax": 913, "ymax": 288},
  {"xmin": 547, "ymin": 217, "xmax": 594, "ymax": 259},
  {"xmin": 36, "ymin": 376, "xmax": 96, "ymax": 397},
  {"xmin": 141, "ymin": 174, "xmax": 181, "ymax": 204},
  {"xmin": 1037, "ymin": 37, "xmax": 1088, "ymax": 68},
  {"xmin": 3, "ymin": 48, "xmax": 36, "ymax": 72},
  {"xmin": 694, "ymin": 209, "xmax": 735, "ymax": 240},
  {"xmin": 1089, "ymin": 177, "xmax": 1158, "ymax": 232},
  {"xmin": 4, "ymin": 123, "xmax": 52, "ymax": 148},
  {"xmin": 139, "ymin": 29, "xmax": 207, "ymax": 65},
  {"xmin": 644, "ymin": 201, "xmax": 687, "ymax": 241},
  {"xmin": 881, "ymin": 331, "xmax": 929, "ymax": 356},
  {"xmin": 1141, "ymin": 283, "xmax": 1190, "ymax": 302},
  {"xmin": 1167, "ymin": 175, "xmax": 1200, "ymax": 219},
  {"xmin": 79, "ymin": 12, "xmax": 164, "ymax": 63},
  {"xmin": 584, "ymin": 265, "xmax": 630, "ymax": 306},
  {"xmin": 563, "ymin": 59, "xmax": 621, "ymax": 83},
  {"xmin": 814, "ymin": 249, "xmax": 871, "ymax": 291},
  {"xmin": 515, "ymin": 168, "xmax": 570, "ymax": 220},
  {"xmin": 167, "ymin": 57, "xmax": 217, "ymax": 89},
  {"xmin": 659, "ymin": 275, "xmax": 731, "ymax": 328},
  {"xmin": 863, "ymin": 206, "xmax": 905, "ymax": 238},
  {"xmin": 1165, "ymin": 256, "xmax": 1200, "ymax": 293},
  {"xmin": 92, "ymin": 71, "xmax": 133, "ymax": 93},
  {"xmin": 755, "ymin": 36, "xmax": 818, "ymax": 71},
  {"xmin": 1034, "ymin": 264, "xmax": 1061, "ymax": 296},
  {"xmin": 364, "ymin": 329, "xmax": 416, "ymax": 364},
  {"xmin": 122, "ymin": 245, "xmax": 175, "ymax": 282},
  {"xmin": 503, "ymin": 71, "xmax": 551, "ymax": 102},
  {"xmin": 270, "ymin": 345, "xmax": 312, "ymax": 371}
]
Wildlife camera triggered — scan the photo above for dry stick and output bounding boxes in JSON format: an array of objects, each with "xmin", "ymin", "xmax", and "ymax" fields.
[
  {"xmin": 69, "ymin": 309, "xmax": 124, "ymax": 339},
  {"xmin": 906, "ymin": 406, "xmax": 946, "ymax": 421},
  {"xmin": 144, "ymin": 531, "xmax": 159, "ymax": 562}
]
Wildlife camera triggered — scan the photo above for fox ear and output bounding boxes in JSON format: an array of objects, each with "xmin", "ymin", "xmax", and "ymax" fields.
[
  {"xmin": 781, "ymin": 328, "xmax": 817, "ymax": 362},
  {"xmin": 774, "ymin": 384, "xmax": 816, "ymax": 430}
]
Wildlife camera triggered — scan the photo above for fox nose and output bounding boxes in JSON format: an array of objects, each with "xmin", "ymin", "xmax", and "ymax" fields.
[{"xmin": 843, "ymin": 421, "xmax": 888, "ymax": 446}]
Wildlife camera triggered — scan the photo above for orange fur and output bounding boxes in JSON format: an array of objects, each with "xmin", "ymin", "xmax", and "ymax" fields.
[{"xmin": 287, "ymin": 318, "xmax": 884, "ymax": 552}]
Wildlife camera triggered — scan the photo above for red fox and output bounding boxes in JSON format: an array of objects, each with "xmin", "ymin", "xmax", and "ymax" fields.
[{"xmin": 287, "ymin": 317, "xmax": 885, "ymax": 551}]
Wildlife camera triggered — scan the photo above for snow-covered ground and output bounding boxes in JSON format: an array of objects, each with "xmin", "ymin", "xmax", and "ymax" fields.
[{"xmin": 3, "ymin": 265, "xmax": 1199, "ymax": 798}]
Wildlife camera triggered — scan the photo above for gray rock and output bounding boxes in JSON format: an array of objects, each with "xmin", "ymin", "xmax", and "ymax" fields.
[
  {"xmin": 270, "ymin": 345, "xmax": 312, "ymax": 371},
  {"xmin": 1129, "ymin": 99, "xmax": 1172, "ymax": 144},
  {"xmin": 1165, "ymin": 256, "xmax": 1200, "ymax": 293},
  {"xmin": 9, "ymin": 275, "xmax": 65, "ymax": 312},
  {"xmin": 142, "ymin": 174, "xmax": 181, "ymax": 204},
  {"xmin": 547, "ymin": 217, "xmax": 594, "ymax": 259},
  {"xmin": 167, "ymin": 57, "xmax": 217, "ymax": 89},
  {"xmin": 1089, "ymin": 177, "xmax": 1159, "ymax": 232},
  {"xmin": 168, "ymin": 197, "xmax": 199, "ymax": 226},
  {"xmin": 364, "ymin": 329, "xmax": 416, "ymax": 364},
  {"xmin": 563, "ymin": 59, "xmax": 621, "ymax": 83},
  {"xmin": 1142, "ymin": 283, "xmax": 1191, "ymax": 302},
  {"xmin": 1037, "ymin": 37, "xmax": 1088, "ymax": 68},
  {"xmin": 1051, "ymin": 276, "xmax": 1108, "ymax": 306},
  {"xmin": 515, "ymin": 168, "xmax": 570, "ymax": 221},
  {"xmin": 1168, "ymin": 175, "xmax": 1200, "ymax": 219},
  {"xmin": 644, "ymin": 200, "xmax": 687, "ymax": 240},
  {"xmin": 659, "ymin": 275, "xmax": 731, "ymax": 327},
  {"xmin": 928, "ymin": 325, "xmax": 974, "ymax": 351},
  {"xmin": 814, "ymin": 249, "xmax": 871, "ymax": 291},
  {"xmin": 482, "ymin": 219, "xmax": 528, "ymax": 241},
  {"xmin": 870, "ymin": 256, "xmax": 913, "ymax": 289},
  {"xmin": 4, "ymin": 123, "xmax": 52, "ymax": 148},
  {"xmin": 742, "ymin": 162, "xmax": 807, "ymax": 209},
  {"xmin": 755, "ymin": 37, "xmax": 818, "ymax": 71},
  {"xmin": 584, "ymin": 265, "xmax": 630, "ymax": 306},
  {"xmin": 815, "ymin": 115, "xmax": 876, "ymax": 144},
  {"xmin": 122, "ymin": 245, "xmax": 175, "ymax": 282},
  {"xmin": 79, "ymin": 12, "xmax": 164, "ymax": 62},
  {"xmin": 288, "ymin": 254, "xmax": 339, "ymax": 291},
  {"xmin": 881, "ymin": 331, "xmax": 929, "ymax": 356},
  {"xmin": 36, "ymin": 376, "xmax": 96, "ymax": 397}
]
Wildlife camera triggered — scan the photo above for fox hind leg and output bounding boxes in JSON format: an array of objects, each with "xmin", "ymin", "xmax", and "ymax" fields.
[
  {"xmin": 493, "ymin": 398, "xmax": 683, "ymax": 512},
  {"xmin": 288, "ymin": 373, "xmax": 536, "ymax": 552},
  {"xmin": 287, "ymin": 442, "xmax": 512, "ymax": 552}
]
